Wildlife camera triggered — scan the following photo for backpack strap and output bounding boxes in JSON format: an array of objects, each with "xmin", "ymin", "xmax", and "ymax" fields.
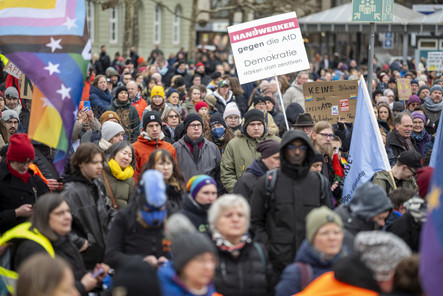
[
  {"xmin": 264, "ymin": 169, "xmax": 278, "ymax": 212},
  {"xmin": 295, "ymin": 262, "xmax": 313, "ymax": 290},
  {"xmin": 253, "ymin": 242, "xmax": 267, "ymax": 275}
]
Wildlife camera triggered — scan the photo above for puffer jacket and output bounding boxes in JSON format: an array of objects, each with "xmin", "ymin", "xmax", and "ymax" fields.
[
  {"xmin": 63, "ymin": 172, "xmax": 116, "ymax": 269},
  {"xmin": 132, "ymin": 132, "xmax": 177, "ymax": 180},
  {"xmin": 89, "ymin": 85, "xmax": 113, "ymax": 118},
  {"xmin": 221, "ymin": 132, "xmax": 280, "ymax": 193},
  {"xmin": 283, "ymin": 81, "xmax": 305, "ymax": 110},
  {"xmin": 100, "ymin": 162, "xmax": 135, "ymax": 209},
  {"xmin": 233, "ymin": 159, "xmax": 268, "ymax": 201},
  {"xmin": 105, "ymin": 202, "xmax": 170, "ymax": 271},
  {"xmin": 213, "ymin": 239, "xmax": 272, "ymax": 296},
  {"xmin": 107, "ymin": 99, "xmax": 140, "ymax": 143},
  {"xmin": 250, "ymin": 130, "xmax": 332, "ymax": 276},
  {"xmin": 276, "ymin": 240, "xmax": 349, "ymax": 296},
  {"xmin": 173, "ymin": 137, "xmax": 221, "ymax": 182}
]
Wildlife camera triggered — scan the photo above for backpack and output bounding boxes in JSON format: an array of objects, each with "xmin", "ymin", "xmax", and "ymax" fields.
[
  {"xmin": 264, "ymin": 169, "xmax": 330, "ymax": 212},
  {"xmin": 295, "ymin": 262, "xmax": 313, "ymax": 290}
]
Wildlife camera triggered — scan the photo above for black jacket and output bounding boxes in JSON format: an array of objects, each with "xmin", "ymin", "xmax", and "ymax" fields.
[
  {"xmin": 180, "ymin": 194, "xmax": 209, "ymax": 233},
  {"xmin": 105, "ymin": 203, "xmax": 170, "ymax": 271},
  {"xmin": 250, "ymin": 130, "xmax": 331, "ymax": 275},
  {"xmin": 386, "ymin": 130, "xmax": 418, "ymax": 161},
  {"xmin": 213, "ymin": 240, "xmax": 273, "ymax": 296},
  {"xmin": 0, "ymin": 160, "xmax": 49, "ymax": 234},
  {"xmin": 386, "ymin": 212, "xmax": 422, "ymax": 252},
  {"xmin": 63, "ymin": 172, "xmax": 116, "ymax": 269},
  {"xmin": 33, "ymin": 142, "xmax": 60, "ymax": 180},
  {"xmin": 233, "ymin": 159, "xmax": 268, "ymax": 202}
]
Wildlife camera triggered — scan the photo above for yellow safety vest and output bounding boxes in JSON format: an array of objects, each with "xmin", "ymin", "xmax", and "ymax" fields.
[{"xmin": 0, "ymin": 222, "xmax": 54, "ymax": 294}]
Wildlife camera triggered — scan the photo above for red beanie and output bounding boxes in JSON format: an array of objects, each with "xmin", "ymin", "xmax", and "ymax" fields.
[
  {"xmin": 6, "ymin": 133, "xmax": 35, "ymax": 162},
  {"xmin": 195, "ymin": 101, "xmax": 208, "ymax": 113},
  {"xmin": 416, "ymin": 166, "xmax": 434, "ymax": 198}
]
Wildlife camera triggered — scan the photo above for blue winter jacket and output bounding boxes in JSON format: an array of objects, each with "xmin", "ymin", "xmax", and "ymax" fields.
[{"xmin": 89, "ymin": 85, "xmax": 113, "ymax": 118}]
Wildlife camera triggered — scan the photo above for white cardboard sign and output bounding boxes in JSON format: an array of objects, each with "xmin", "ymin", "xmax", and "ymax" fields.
[
  {"xmin": 228, "ymin": 12, "xmax": 309, "ymax": 84},
  {"xmin": 427, "ymin": 51, "xmax": 443, "ymax": 72}
]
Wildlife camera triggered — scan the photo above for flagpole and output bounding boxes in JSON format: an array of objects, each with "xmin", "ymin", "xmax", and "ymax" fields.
[{"xmin": 274, "ymin": 75, "xmax": 290, "ymax": 131}]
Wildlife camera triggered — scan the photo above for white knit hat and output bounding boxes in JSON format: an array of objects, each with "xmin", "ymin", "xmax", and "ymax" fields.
[
  {"xmin": 101, "ymin": 121, "xmax": 124, "ymax": 142},
  {"xmin": 223, "ymin": 102, "xmax": 241, "ymax": 120}
]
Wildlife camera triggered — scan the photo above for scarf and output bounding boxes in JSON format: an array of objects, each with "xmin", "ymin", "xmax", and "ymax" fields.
[
  {"xmin": 157, "ymin": 64, "xmax": 169, "ymax": 76},
  {"xmin": 424, "ymin": 96, "xmax": 443, "ymax": 112},
  {"xmin": 132, "ymin": 92, "xmax": 141, "ymax": 104},
  {"xmin": 7, "ymin": 160, "xmax": 31, "ymax": 183},
  {"xmin": 141, "ymin": 131, "xmax": 165, "ymax": 141},
  {"xmin": 395, "ymin": 130, "xmax": 415, "ymax": 151},
  {"xmin": 184, "ymin": 134, "xmax": 204, "ymax": 161},
  {"xmin": 108, "ymin": 158, "xmax": 134, "ymax": 180},
  {"xmin": 212, "ymin": 230, "xmax": 251, "ymax": 258},
  {"xmin": 98, "ymin": 138, "xmax": 112, "ymax": 151},
  {"xmin": 410, "ymin": 129, "xmax": 426, "ymax": 142},
  {"xmin": 151, "ymin": 100, "xmax": 165, "ymax": 113}
]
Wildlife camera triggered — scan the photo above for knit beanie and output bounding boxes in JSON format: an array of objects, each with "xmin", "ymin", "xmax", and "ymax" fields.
[
  {"xmin": 355, "ymin": 231, "xmax": 411, "ymax": 281},
  {"xmin": 195, "ymin": 101, "xmax": 208, "ymax": 113},
  {"xmin": 223, "ymin": 102, "xmax": 241, "ymax": 119},
  {"xmin": 1, "ymin": 110, "xmax": 19, "ymax": 122},
  {"xmin": 166, "ymin": 88, "xmax": 179, "ymax": 99},
  {"xmin": 6, "ymin": 133, "xmax": 35, "ymax": 162},
  {"xmin": 411, "ymin": 111, "xmax": 426, "ymax": 124},
  {"xmin": 142, "ymin": 111, "xmax": 162, "ymax": 130},
  {"xmin": 263, "ymin": 96, "xmax": 275, "ymax": 105},
  {"xmin": 5, "ymin": 86, "xmax": 19, "ymax": 98},
  {"xmin": 151, "ymin": 85, "xmax": 165, "ymax": 99},
  {"xmin": 349, "ymin": 182, "xmax": 392, "ymax": 221},
  {"xmin": 416, "ymin": 166, "xmax": 434, "ymax": 198},
  {"xmin": 115, "ymin": 86, "xmax": 128, "ymax": 99},
  {"xmin": 403, "ymin": 197, "xmax": 427, "ymax": 224},
  {"xmin": 256, "ymin": 140, "xmax": 280, "ymax": 159},
  {"xmin": 313, "ymin": 152, "xmax": 324, "ymax": 163},
  {"xmin": 253, "ymin": 96, "xmax": 266, "ymax": 106},
  {"xmin": 430, "ymin": 85, "xmax": 443, "ymax": 95},
  {"xmin": 186, "ymin": 175, "xmax": 217, "ymax": 199},
  {"xmin": 392, "ymin": 101, "xmax": 404, "ymax": 112},
  {"xmin": 113, "ymin": 259, "xmax": 161, "ymax": 296},
  {"xmin": 100, "ymin": 111, "xmax": 121, "ymax": 125},
  {"xmin": 209, "ymin": 113, "xmax": 227, "ymax": 129},
  {"xmin": 305, "ymin": 206, "xmax": 343, "ymax": 244},
  {"xmin": 407, "ymin": 95, "xmax": 421, "ymax": 107},
  {"xmin": 286, "ymin": 103, "xmax": 304, "ymax": 124},
  {"xmin": 418, "ymin": 85, "xmax": 430, "ymax": 96},
  {"xmin": 183, "ymin": 113, "xmax": 203, "ymax": 130},
  {"xmin": 101, "ymin": 121, "xmax": 124, "ymax": 142},
  {"xmin": 171, "ymin": 232, "xmax": 216, "ymax": 272},
  {"xmin": 243, "ymin": 109, "xmax": 264, "ymax": 129}
]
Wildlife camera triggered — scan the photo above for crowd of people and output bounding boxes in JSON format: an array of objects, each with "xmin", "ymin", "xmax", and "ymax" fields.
[{"xmin": 0, "ymin": 45, "xmax": 440, "ymax": 296}]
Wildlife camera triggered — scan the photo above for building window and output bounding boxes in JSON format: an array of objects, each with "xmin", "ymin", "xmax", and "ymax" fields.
[
  {"xmin": 154, "ymin": 5, "xmax": 161, "ymax": 44},
  {"xmin": 173, "ymin": 6, "xmax": 181, "ymax": 45},
  {"xmin": 86, "ymin": 1, "xmax": 94, "ymax": 42},
  {"xmin": 110, "ymin": 7, "xmax": 118, "ymax": 43}
]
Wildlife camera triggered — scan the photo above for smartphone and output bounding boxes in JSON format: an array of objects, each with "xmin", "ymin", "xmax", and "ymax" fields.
[
  {"xmin": 91, "ymin": 268, "xmax": 104, "ymax": 278},
  {"xmin": 83, "ymin": 101, "xmax": 91, "ymax": 112}
]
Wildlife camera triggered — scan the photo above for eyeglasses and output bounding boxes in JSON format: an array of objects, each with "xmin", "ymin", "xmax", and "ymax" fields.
[
  {"xmin": 188, "ymin": 123, "xmax": 202, "ymax": 129},
  {"xmin": 318, "ymin": 133, "xmax": 335, "ymax": 139},
  {"xmin": 287, "ymin": 144, "xmax": 307, "ymax": 151},
  {"xmin": 407, "ymin": 166, "xmax": 417, "ymax": 176},
  {"xmin": 168, "ymin": 115, "xmax": 179, "ymax": 119}
]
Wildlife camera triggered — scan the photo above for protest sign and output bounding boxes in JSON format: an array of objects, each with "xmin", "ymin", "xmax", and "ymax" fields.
[
  {"xmin": 427, "ymin": 52, "xmax": 443, "ymax": 72},
  {"xmin": 397, "ymin": 78, "xmax": 412, "ymax": 101},
  {"xmin": 20, "ymin": 75, "xmax": 34, "ymax": 100},
  {"xmin": 303, "ymin": 80, "xmax": 358, "ymax": 123},
  {"xmin": 228, "ymin": 12, "xmax": 309, "ymax": 85},
  {"xmin": 4, "ymin": 61, "xmax": 22, "ymax": 79}
]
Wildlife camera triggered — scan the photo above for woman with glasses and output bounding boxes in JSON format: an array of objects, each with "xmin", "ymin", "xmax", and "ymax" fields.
[
  {"xmin": 410, "ymin": 112, "xmax": 432, "ymax": 157},
  {"xmin": 161, "ymin": 107, "xmax": 182, "ymax": 143}
]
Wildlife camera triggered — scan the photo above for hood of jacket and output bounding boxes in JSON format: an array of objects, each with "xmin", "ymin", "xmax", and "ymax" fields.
[
  {"xmin": 348, "ymin": 189, "xmax": 393, "ymax": 222},
  {"xmin": 245, "ymin": 159, "xmax": 268, "ymax": 177},
  {"xmin": 294, "ymin": 240, "xmax": 348, "ymax": 268},
  {"xmin": 90, "ymin": 84, "xmax": 111, "ymax": 97},
  {"xmin": 279, "ymin": 130, "xmax": 316, "ymax": 178},
  {"xmin": 182, "ymin": 194, "xmax": 207, "ymax": 216}
]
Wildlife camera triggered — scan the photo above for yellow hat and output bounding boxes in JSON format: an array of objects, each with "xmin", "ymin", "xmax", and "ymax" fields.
[{"xmin": 151, "ymin": 85, "xmax": 165, "ymax": 99}]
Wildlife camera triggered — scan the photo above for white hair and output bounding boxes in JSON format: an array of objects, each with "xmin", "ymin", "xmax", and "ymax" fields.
[{"xmin": 208, "ymin": 194, "xmax": 250, "ymax": 232}]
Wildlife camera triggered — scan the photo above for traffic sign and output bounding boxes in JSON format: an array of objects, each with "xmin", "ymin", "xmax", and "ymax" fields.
[
  {"xmin": 352, "ymin": 0, "xmax": 393, "ymax": 23},
  {"xmin": 383, "ymin": 32, "xmax": 393, "ymax": 49}
]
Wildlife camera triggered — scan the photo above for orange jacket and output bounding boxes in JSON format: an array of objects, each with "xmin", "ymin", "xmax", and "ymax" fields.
[
  {"xmin": 295, "ymin": 272, "xmax": 379, "ymax": 296},
  {"xmin": 132, "ymin": 98, "xmax": 148, "ymax": 121},
  {"xmin": 132, "ymin": 135, "xmax": 177, "ymax": 181}
]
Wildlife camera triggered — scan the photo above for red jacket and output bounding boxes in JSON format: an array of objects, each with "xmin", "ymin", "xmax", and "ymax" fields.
[{"xmin": 133, "ymin": 134, "xmax": 177, "ymax": 181}]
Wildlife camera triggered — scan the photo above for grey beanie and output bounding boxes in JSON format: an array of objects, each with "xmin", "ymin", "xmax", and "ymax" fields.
[
  {"xmin": 1, "ymin": 110, "xmax": 19, "ymax": 122},
  {"xmin": 5, "ymin": 86, "xmax": 19, "ymax": 98},
  {"xmin": 171, "ymin": 232, "xmax": 216, "ymax": 272},
  {"xmin": 355, "ymin": 231, "xmax": 411, "ymax": 281},
  {"xmin": 349, "ymin": 182, "xmax": 393, "ymax": 222},
  {"xmin": 101, "ymin": 121, "xmax": 124, "ymax": 142},
  {"xmin": 430, "ymin": 85, "xmax": 443, "ymax": 95}
]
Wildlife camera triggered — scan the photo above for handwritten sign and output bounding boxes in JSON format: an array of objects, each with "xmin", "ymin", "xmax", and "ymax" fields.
[
  {"xmin": 228, "ymin": 12, "xmax": 309, "ymax": 84},
  {"xmin": 303, "ymin": 80, "xmax": 359, "ymax": 123},
  {"xmin": 20, "ymin": 75, "xmax": 34, "ymax": 100},
  {"xmin": 4, "ymin": 61, "xmax": 22, "ymax": 79},
  {"xmin": 427, "ymin": 51, "xmax": 443, "ymax": 72},
  {"xmin": 397, "ymin": 78, "xmax": 412, "ymax": 101}
]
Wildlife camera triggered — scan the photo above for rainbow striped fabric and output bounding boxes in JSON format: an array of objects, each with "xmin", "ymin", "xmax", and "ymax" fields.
[{"xmin": 0, "ymin": 0, "xmax": 90, "ymax": 172}]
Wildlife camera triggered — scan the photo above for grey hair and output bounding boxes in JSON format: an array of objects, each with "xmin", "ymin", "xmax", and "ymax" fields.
[
  {"xmin": 208, "ymin": 194, "xmax": 250, "ymax": 232},
  {"xmin": 296, "ymin": 71, "xmax": 309, "ymax": 79},
  {"xmin": 394, "ymin": 112, "xmax": 413, "ymax": 126}
]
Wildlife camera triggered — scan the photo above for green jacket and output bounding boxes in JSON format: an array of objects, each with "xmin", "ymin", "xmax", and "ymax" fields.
[
  {"xmin": 221, "ymin": 132, "xmax": 280, "ymax": 193},
  {"xmin": 372, "ymin": 170, "xmax": 417, "ymax": 197},
  {"xmin": 100, "ymin": 162, "xmax": 135, "ymax": 209}
]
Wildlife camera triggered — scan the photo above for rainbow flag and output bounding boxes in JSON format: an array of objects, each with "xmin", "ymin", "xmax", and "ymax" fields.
[{"xmin": 0, "ymin": 0, "xmax": 90, "ymax": 172}]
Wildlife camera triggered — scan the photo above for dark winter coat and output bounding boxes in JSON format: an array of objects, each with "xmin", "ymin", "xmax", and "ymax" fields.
[
  {"xmin": 385, "ymin": 130, "xmax": 418, "ymax": 160},
  {"xmin": 0, "ymin": 160, "xmax": 49, "ymax": 234},
  {"xmin": 275, "ymin": 240, "xmax": 348, "ymax": 296},
  {"xmin": 89, "ymin": 85, "xmax": 113, "ymax": 118},
  {"xmin": 107, "ymin": 99, "xmax": 141, "ymax": 143},
  {"xmin": 104, "ymin": 203, "xmax": 170, "ymax": 271},
  {"xmin": 63, "ymin": 172, "xmax": 116, "ymax": 269},
  {"xmin": 165, "ymin": 184, "xmax": 184, "ymax": 216},
  {"xmin": 269, "ymin": 108, "xmax": 284, "ymax": 129},
  {"xmin": 33, "ymin": 142, "xmax": 59, "ymax": 180},
  {"xmin": 213, "ymin": 240, "xmax": 272, "ymax": 296},
  {"xmin": 250, "ymin": 131, "xmax": 332, "ymax": 275},
  {"xmin": 233, "ymin": 159, "xmax": 268, "ymax": 201},
  {"xmin": 386, "ymin": 212, "xmax": 422, "ymax": 252},
  {"xmin": 179, "ymin": 194, "xmax": 209, "ymax": 233}
]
